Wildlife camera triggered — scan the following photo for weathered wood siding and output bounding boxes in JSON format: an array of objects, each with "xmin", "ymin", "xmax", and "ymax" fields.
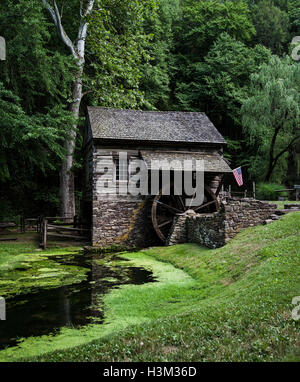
[{"xmin": 91, "ymin": 146, "xmax": 158, "ymax": 248}]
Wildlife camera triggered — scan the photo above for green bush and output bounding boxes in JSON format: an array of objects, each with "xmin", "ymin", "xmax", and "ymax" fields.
[{"xmin": 256, "ymin": 183, "xmax": 288, "ymax": 200}]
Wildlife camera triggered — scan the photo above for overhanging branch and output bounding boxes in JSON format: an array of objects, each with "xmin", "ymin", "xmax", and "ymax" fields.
[
  {"xmin": 83, "ymin": 0, "xmax": 95, "ymax": 17},
  {"xmin": 272, "ymin": 134, "xmax": 300, "ymax": 168},
  {"xmin": 41, "ymin": 0, "xmax": 77, "ymax": 59}
]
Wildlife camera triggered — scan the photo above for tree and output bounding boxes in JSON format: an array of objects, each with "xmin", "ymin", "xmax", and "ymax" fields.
[
  {"xmin": 252, "ymin": 0, "xmax": 290, "ymax": 55},
  {"xmin": 140, "ymin": 0, "xmax": 180, "ymax": 110},
  {"xmin": 41, "ymin": 0, "xmax": 158, "ymax": 218},
  {"xmin": 0, "ymin": 0, "xmax": 76, "ymax": 217},
  {"xmin": 86, "ymin": 0, "xmax": 157, "ymax": 110},
  {"xmin": 288, "ymin": 0, "xmax": 300, "ymax": 34},
  {"xmin": 242, "ymin": 56, "xmax": 300, "ymax": 182},
  {"xmin": 174, "ymin": 33, "xmax": 271, "ymax": 166},
  {"xmin": 175, "ymin": 0, "xmax": 255, "ymax": 60},
  {"xmin": 174, "ymin": 0, "xmax": 256, "ymax": 112},
  {"xmin": 0, "ymin": 81, "xmax": 75, "ymax": 176},
  {"xmin": 178, "ymin": 33, "xmax": 271, "ymax": 118},
  {"xmin": 41, "ymin": 0, "xmax": 96, "ymax": 220}
]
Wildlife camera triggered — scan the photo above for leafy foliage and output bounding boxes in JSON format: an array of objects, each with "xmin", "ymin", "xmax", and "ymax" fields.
[
  {"xmin": 140, "ymin": 0, "xmax": 180, "ymax": 110},
  {"xmin": 86, "ymin": 0, "xmax": 157, "ymax": 109},
  {"xmin": 0, "ymin": 0, "xmax": 300, "ymax": 216},
  {"xmin": 251, "ymin": 1, "xmax": 290, "ymax": 55},
  {"xmin": 0, "ymin": 82, "xmax": 73, "ymax": 180},
  {"xmin": 256, "ymin": 182, "xmax": 288, "ymax": 200},
  {"xmin": 242, "ymin": 56, "xmax": 300, "ymax": 181}
]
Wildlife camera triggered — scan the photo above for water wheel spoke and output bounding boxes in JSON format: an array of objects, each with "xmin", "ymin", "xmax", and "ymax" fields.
[
  {"xmin": 155, "ymin": 200, "xmax": 182, "ymax": 214},
  {"xmin": 185, "ymin": 192, "xmax": 196, "ymax": 209},
  {"xmin": 192, "ymin": 200, "xmax": 216, "ymax": 212},
  {"xmin": 171, "ymin": 195, "xmax": 182, "ymax": 211},
  {"xmin": 177, "ymin": 195, "xmax": 186, "ymax": 212},
  {"xmin": 158, "ymin": 219, "xmax": 173, "ymax": 228}
]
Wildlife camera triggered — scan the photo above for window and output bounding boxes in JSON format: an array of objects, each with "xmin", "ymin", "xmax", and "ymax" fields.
[{"xmin": 115, "ymin": 157, "xmax": 128, "ymax": 181}]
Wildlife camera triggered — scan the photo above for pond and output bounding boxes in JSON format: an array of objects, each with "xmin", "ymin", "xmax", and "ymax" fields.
[{"xmin": 0, "ymin": 251, "xmax": 156, "ymax": 350}]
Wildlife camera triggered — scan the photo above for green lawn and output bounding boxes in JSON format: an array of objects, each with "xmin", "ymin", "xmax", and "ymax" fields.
[{"xmin": 17, "ymin": 211, "xmax": 299, "ymax": 362}]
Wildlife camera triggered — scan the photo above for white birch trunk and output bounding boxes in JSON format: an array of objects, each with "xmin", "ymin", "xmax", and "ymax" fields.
[{"xmin": 42, "ymin": 0, "xmax": 94, "ymax": 220}]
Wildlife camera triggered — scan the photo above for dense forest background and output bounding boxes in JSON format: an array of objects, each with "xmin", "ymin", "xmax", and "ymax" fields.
[{"xmin": 0, "ymin": 0, "xmax": 299, "ymax": 220}]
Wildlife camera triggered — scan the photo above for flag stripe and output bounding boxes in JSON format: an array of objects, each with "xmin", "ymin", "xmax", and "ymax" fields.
[{"xmin": 233, "ymin": 167, "xmax": 243, "ymax": 187}]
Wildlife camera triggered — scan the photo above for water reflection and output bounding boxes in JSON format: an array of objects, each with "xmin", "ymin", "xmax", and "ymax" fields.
[{"xmin": 0, "ymin": 252, "xmax": 156, "ymax": 350}]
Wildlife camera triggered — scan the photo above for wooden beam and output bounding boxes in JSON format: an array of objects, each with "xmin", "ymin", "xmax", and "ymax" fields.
[
  {"xmin": 47, "ymin": 233, "xmax": 88, "ymax": 240},
  {"xmin": 215, "ymin": 174, "xmax": 225, "ymax": 197}
]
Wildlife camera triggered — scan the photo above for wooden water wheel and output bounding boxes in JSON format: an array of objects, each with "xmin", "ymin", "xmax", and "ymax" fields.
[{"xmin": 151, "ymin": 184, "xmax": 219, "ymax": 242}]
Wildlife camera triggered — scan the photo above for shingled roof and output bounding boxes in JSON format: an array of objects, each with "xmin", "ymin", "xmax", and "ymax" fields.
[{"xmin": 87, "ymin": 107, "xmax": 226, "ymax": 145}]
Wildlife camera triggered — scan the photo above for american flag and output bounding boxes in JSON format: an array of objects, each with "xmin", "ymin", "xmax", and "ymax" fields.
[{"xmin": 233, "ymin": 167, "xmax": 243, "ymax": 187}]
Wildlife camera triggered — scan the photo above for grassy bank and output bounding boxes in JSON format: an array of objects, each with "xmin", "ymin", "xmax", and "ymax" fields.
[
  {"xmin": 24, "ymin": 212, "xmax": 300, "ymax": 362},
  {"xmin": 0, "ymin": 213, "xmax": 299, "ymax": 362},
  {"xmin": 0, "ymin": 248, "xmax": 196, "ymax": 361}
]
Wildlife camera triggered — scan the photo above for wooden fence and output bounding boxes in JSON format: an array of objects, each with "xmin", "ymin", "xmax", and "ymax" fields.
[
  {"xmin": 219, "ymin": 183, "xmax": 256, "ymax": 199},
  {"xmin": 40, "ymin": 217, "xmax": 90, "ymax": 249},
  {"xmin": 220, "ymin": 184, "xmax": 300, "ymax": 200}
]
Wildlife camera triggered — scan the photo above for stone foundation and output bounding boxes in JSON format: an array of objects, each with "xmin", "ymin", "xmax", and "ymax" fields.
[
  {"xmin": 92, "ymin": 196, "xmax": 158, "ymax": 249},
  {"xmin": 92, "ymin": 196, "xmax": 277, "ymax": 250},
  {"xmin": 186, "ymin": 210, "xmax": 226, "ymax": 248},
  {"xmin": 167, "ymin": 198, "xmax": 277, "ymax": 249}
]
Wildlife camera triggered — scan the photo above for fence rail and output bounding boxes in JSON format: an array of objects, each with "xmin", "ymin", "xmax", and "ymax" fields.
[
  {"xmin": 40, "ymin": 217, "xmax": 90, "ymax": 249},
  {"xmin": 220, "ymin": 183, "xmax": 300, "ymax": 201}
]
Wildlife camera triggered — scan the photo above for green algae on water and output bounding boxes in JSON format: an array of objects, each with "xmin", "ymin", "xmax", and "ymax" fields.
[{"xmin": 0, "ymin": 251, "xmax": 88, "ymax": 299}]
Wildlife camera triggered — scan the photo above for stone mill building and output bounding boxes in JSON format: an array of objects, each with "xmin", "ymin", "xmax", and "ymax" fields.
[{"xmin": 82, "ymin": 107, "xmax": 235, "ymax": 249}]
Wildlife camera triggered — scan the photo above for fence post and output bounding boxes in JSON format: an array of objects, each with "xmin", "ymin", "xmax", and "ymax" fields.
[
  {"xmin": 38, "ymin": 216, "xmax": 43, "ymax": 233},
  {"xmin": 253, "ymin": 182, "xmax": 256, "ymax": 199},
  {"xmin": 42, "ymin": 218, "xmax": 48, "ymax": 250},
  {"xmin": 20, "ymin": 216, "xmax": 25, "ymax": 233}
]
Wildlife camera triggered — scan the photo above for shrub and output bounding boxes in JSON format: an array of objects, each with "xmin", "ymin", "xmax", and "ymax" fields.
[{"xmin": 256, "ymin": 183, "xmax": 288, "ymax": 200}]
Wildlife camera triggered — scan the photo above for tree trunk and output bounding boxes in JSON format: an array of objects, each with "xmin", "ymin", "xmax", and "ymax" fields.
[
  {"xmin": 265, "ymin": 162, "xmax": 274, "ymax": 182},
  {"xmin": 59, "ymin": 139, "xmax": 76, "ymax": 220},
  {"xmin": 264, "ymin": 127, "xmax": 280, "ymax": 182},
  {"xmin": 60, "ymin": 68, "xmax": 83, "ymax": 220}
]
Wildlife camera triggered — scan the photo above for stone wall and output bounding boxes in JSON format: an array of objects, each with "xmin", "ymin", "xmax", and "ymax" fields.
[
  {"xmin": 92, "ymin": 196, "xmax": 158, "ymax": 248},
  {"xmin": 167, "ymin": 198, "xmax": 277, "ymax": 249},
  {"xmin": 222, "ymin": 198, "xmax": 277, "ymax": 241},
  {"xmin": 166, "ymin": 214, "xmax": 188, "ymax": 245},
  {"xmin": 186, "ymin": 210, "xmax": 226, "ymax": 248}
]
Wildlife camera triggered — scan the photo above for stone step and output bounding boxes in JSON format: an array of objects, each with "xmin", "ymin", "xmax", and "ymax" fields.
[
  {"xmin": 284, "ymin": 204, "xmax": 300, "ymax": 210},
  {"xmin": 270, "ymin": 214, "xmax": 280, "ymax": 220},
  {"xmin": 263, "ymin": 219, "xmax": 274, "ymax": 225},
  {"xmin": 274, "ymin": 209, "xmax": 293, "ymax": 215}
]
